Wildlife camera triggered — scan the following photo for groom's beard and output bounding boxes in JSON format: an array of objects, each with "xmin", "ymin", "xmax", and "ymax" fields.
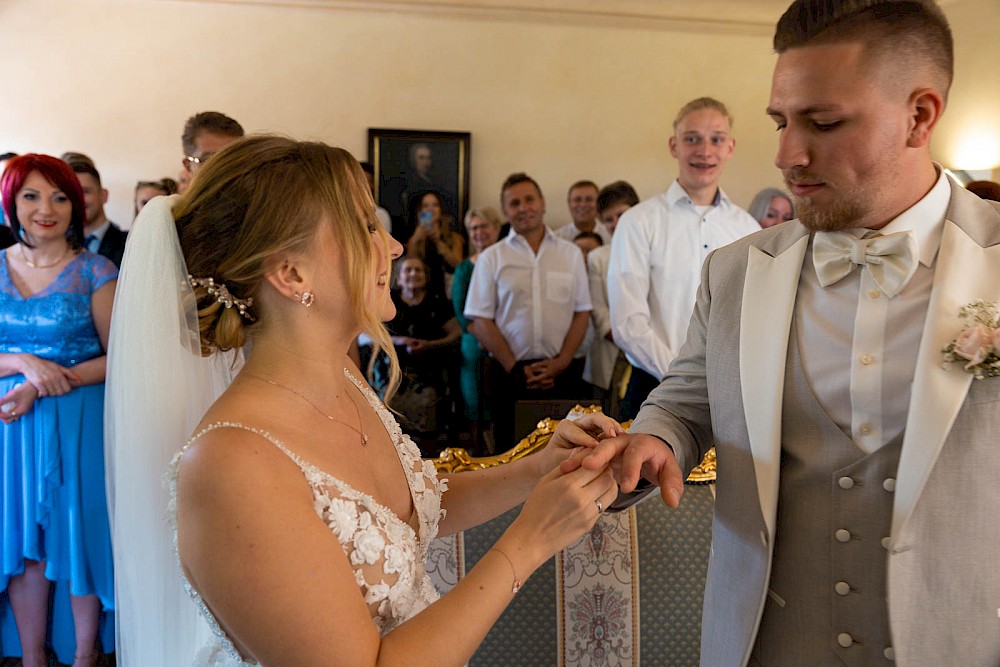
[
  {"xmin": 784, "ymin": 168, "xmax": 872, "ymax": 232},
  {"xmin": 783, "ymin": 156, "xmax": 905, "ymax": 233}
]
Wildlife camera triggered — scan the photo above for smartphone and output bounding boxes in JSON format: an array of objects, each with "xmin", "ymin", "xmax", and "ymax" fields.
[{"xmin": 419, "ymin": 210, "xmax": 433, "ymax": 228}]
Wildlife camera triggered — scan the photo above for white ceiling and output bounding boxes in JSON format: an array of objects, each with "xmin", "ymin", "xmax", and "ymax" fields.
[
  {"xmin": 175, "ymin": 0, "xmax": 964, "ymax": 35},
  {"xmin": 173, "ymin": 0, "xmax": 797, "ymax": 34}
]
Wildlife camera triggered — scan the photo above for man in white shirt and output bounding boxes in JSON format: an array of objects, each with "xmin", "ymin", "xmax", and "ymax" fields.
[
  {"xmin": 575, "ymin": 1, "xmax": 1000, "ymax": 664},
  {"xmin": 465, "ymin": 172, "xmax": 592, "ymax": 449},
  {"xmin": 555, "ymin": 180, "xmax": 612, "ymax": 245},
  {"xmin": 607, "ymin": 97, "xmax": 759, "ymax": 420}
]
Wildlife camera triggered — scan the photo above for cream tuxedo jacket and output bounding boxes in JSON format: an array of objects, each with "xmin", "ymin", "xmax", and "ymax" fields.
[{"xmin": 630, "ymin": 181, "xmax": 1000, "ymax": 666}]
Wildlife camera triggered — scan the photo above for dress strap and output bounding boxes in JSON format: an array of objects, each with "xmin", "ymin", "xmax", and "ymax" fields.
[{"xmin": 189, "ymin": 421, "xmax": 309, "ymax": 471}]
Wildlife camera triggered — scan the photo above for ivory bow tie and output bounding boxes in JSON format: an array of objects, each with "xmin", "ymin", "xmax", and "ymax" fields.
[{"xmin": 812, "ymin": 230, "xmax": 918, "ymax": 299}]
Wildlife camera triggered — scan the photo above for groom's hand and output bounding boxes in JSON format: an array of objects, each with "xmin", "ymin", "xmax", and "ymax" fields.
[{"xmin": 561, "ymin": 433, "xmax": 684, "ymax": 508}]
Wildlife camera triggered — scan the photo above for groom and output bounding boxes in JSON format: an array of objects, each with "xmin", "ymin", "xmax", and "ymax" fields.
[{"xmin": 574, "ymin": 0, "xmax": 1000, "ymax": 665}]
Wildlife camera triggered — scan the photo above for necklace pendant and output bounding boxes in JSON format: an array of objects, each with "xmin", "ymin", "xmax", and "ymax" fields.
[{"xmin": 362, "ymin": 433, "xmax": 369, "ymax": 446}]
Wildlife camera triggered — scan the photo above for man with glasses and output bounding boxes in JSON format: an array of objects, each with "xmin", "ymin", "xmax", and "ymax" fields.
[{"xmin": 181, "ymin": 111, "xmax": 244, "ymax": 178}]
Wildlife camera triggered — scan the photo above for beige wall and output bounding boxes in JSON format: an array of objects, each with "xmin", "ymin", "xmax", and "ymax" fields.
[{"xmin": 0, "ymin": 0, "xmax": 996, "ymax": 227}]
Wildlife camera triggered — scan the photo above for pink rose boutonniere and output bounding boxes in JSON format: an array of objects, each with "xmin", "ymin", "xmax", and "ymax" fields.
[{"xmin": 942, "ymin": 300, "xmax": 1000, "ymax": 379}]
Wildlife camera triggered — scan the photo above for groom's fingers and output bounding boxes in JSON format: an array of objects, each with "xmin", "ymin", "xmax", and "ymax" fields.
[{"xmin": 657, "ymin": 453, "xmax": 685, "ymax": 509}]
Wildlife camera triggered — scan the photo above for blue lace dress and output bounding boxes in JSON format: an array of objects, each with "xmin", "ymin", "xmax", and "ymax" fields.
[{"xmin": 0, "ymin": 249, "xmax": 117, "ymax": 661}]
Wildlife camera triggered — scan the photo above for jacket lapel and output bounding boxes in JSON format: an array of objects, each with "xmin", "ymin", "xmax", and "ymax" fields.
[
  {"xmin": 739, "ymin": 225, "xmax": 810, "ymax": 538},
  {"xmin": 892, "ymin": 185, "xmax": 1000, "ymax": 539}
]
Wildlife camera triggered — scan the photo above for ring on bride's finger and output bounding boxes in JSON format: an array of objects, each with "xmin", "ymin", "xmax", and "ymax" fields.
[{"xmin": 595, "ymin": 499, "xmax": 604, "ymax": 514}]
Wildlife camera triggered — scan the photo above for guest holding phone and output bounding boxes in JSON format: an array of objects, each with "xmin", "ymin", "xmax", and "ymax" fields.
[{"xmin": 405, "ymin": 190, "xmax": 464, "ymax": 296}]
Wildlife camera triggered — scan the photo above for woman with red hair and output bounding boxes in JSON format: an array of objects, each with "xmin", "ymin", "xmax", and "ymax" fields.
[{"xmin": 0, "ymin": 154, "xmax": 117, "ymax": 666}]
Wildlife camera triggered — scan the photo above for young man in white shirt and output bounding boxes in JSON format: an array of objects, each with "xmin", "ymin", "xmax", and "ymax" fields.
[
  {"xmin": 607, "ymin": 97, "xmax": 760, "ymax": 420},
  {"xmin": 465, "ymin": 173, "xmax": 592, "ymax": 449}
]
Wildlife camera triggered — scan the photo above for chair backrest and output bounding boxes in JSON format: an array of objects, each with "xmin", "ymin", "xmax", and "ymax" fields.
[{"xmin": 427, "ymin": 406, "xmax": 716, "ymax": 665}]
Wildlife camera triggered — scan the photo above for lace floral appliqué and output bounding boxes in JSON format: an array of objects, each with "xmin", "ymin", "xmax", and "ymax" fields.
[{"xmin": 167, "ymin": 369, "xmax": 448, "ymax": 665}]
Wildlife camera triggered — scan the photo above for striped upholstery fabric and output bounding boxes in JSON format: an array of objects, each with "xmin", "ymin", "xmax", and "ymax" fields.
[{"xmin": 428, "ymin": 485, "xmax": 714, "ymax": 666}]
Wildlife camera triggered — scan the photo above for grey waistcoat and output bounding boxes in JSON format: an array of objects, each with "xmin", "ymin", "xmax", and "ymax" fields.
[{"xmin": 750, "ymin": 326, "xmax": 902, "ymax": 666}]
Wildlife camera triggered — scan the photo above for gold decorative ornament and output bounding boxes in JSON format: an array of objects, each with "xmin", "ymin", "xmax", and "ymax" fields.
[{"xmin": 430, "ymin": 404, "xmax": 716, "ymax": 484}]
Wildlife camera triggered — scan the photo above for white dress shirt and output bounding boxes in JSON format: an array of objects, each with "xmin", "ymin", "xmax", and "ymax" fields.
[
  {"xmin": 797, "ymin": 169, "xmax": 950, "ymax": 453},
  {"xmin": 608, "ymin": 181, "xmax": 759, "ymax": 378},
  {"xmin": 584, "ymin": 244, "xmax": 621, "ymax": 389},
  {"xmin": 464, "ymin": 227, "xmax": 592, "ymax": 361},
  {"xmin": 554, "ymin": 220, "xmax": 612, "ymax": 245}
]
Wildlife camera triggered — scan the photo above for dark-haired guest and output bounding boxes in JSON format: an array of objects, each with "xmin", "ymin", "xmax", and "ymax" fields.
[
  {"xmin": 405, "ymin": 190, "xmax": 464, "ymax": 296},
  {"xmin": 0, "ymin": 151, "xmax": 18, "ymax": 245},
  {"xmin": 584, "ymin": 181, "xmax": 639, "ymax": 417},
  {"xmin": 466, "ymin": 173, "xmax": 591, "ymax": 450},
  {"xmin": 0, "ymin": 154, "xmax": 117, "ymax": 667},
  {"xmin": 65, "ymin": 159, "xmax": 127, "ymax": 268}
]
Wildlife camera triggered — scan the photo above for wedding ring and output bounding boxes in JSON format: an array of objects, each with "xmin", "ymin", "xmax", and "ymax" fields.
[
  {"xmin": 595, "ymin": 499, "xmax": 604, "ymax": 514},
  {"xmin": 8, "ymin": 409, "xmax": 16, "ymax": 418}
]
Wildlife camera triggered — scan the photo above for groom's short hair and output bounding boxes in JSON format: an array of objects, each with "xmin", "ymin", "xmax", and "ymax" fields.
[{"xmin": 773, "ymin": 0, "xmax": 953, "ymax": 100}]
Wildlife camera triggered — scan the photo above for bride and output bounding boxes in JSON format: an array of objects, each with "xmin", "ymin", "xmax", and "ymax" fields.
[{"xmin": 106, "ymin": 135, "xmax": 620, "ymax": 666}]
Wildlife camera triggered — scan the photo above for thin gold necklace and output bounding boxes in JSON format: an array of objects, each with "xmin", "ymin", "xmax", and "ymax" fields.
[
  {"xmin": 20, "ymin": 244, "xmax": 71, "ymax": 269},
  {"xmin": 246, "ymin": 373, "xmax": 369, "ymax": 446}
]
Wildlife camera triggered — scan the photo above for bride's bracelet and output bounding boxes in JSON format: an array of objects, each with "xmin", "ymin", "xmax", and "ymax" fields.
[{"xmin": 489, "ymin": 547, "xmax": 522, "ymax": 595}]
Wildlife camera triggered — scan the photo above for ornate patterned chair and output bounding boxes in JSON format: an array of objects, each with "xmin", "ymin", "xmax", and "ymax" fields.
[{"xmin": 426, "ymin": 407, "xmax": 716, "ymax": 666}]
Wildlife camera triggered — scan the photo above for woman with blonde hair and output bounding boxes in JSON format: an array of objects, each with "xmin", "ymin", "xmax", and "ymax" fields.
[{"xmin": 106, "ymin": 135, "xmax": 619, "ymax": 666}]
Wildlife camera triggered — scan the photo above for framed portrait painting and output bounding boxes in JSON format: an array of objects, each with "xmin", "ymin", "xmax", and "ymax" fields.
[{"xmin": 368, "ymin": 128, "xmax": 471, "ymax": 243}]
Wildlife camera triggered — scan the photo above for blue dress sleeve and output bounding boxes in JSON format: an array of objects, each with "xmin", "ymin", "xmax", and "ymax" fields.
[{"xmin": 83, "ymin": 252, "xmax": 119, "ymax": 292}]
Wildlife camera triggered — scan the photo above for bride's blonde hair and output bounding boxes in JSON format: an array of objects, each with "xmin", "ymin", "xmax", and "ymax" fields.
[{"xmin": 173, "ymin": 135, "xmax": 400, "ymax": 398}]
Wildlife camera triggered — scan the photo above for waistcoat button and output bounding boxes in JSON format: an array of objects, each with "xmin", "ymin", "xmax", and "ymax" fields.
[
  {"xmin": 838, "ymin": 476, "xmax": 855, "ymax": 489},
  {"xmin": 837, "ymin": 632, "xmax": 854, "ymax": 648},
  {"xmin": 835, "ymin": 529, "xmax": 852, "ymax": 543}
]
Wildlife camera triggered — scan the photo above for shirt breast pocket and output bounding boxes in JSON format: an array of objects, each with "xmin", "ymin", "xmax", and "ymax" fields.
[{"xmin": 546, "ymin": 271, "xmax": 574, "ymax": 304}]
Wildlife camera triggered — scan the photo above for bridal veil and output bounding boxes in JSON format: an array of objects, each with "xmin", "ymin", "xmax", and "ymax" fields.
[{"xmin": 104, "ymin": 195, "xmax": 239, "ymax": 666}]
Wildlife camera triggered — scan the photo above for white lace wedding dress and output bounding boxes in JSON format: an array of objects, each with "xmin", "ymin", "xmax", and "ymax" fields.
[{"xmin": 168, "ymin": 370, "xmax": 448, "ymax": 666}]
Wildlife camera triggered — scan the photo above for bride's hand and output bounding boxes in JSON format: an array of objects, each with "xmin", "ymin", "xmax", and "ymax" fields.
[
  {"xmin": 536, "ymin": 412, "xmax": 624, "ymax": 472},
  {"xmin": 499, "ymin": 461, "xmax": 618, "ymax": 571}
]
